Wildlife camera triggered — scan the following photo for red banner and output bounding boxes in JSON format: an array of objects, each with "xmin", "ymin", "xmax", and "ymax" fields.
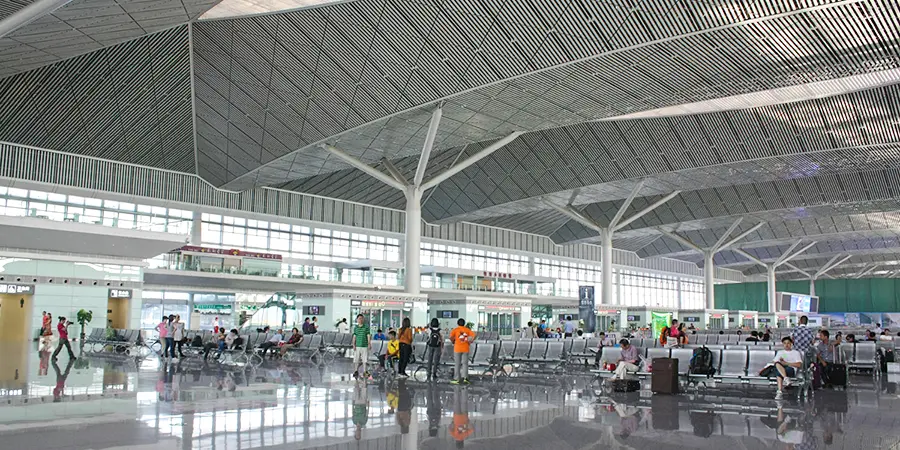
[
  {"xmin": 482, "ymin": 271, "xmax": 513, "ymax": 279},
  {"xmin": 175, "ymin": 245, "xmax": 283, "ymax": 261}
]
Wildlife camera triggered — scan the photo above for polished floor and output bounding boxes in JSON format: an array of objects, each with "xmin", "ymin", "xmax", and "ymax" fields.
[{"xmin": 0, "ymin": 342, "xmax": 898, "ymax": 449}]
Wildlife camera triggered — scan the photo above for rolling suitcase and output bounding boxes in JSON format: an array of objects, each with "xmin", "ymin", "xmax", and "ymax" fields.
[
  {"xmin": 651, "ymin": 357, "xmax": 679, "ymax": 394},
  {"xmin": 826, "ymin": 364, "xmax": 847, "ymax": 387}
]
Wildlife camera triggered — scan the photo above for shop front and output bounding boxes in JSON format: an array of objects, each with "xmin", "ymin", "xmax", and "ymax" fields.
[
  {"xmin": 428, "ymin": 295, "xmax": 530, "ymax": 337},
  {"xmin": 293, "ymin": 289, "xmax": 427, "ymax": 332}
]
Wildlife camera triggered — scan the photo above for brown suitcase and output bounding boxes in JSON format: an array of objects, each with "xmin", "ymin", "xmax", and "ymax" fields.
[{"xmin": 651, "ymin": 357, "xmax": 679, "ymax": 394}]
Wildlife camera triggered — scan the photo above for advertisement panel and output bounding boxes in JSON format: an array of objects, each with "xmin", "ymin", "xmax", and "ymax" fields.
[{"xmin": 578, "ymin": 286, "xmax": 596, "ymax": 333}]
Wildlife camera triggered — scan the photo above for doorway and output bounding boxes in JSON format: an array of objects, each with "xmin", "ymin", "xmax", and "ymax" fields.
[
  {"xmin": 0, "ymin": 294, "xmax": 33, "ymax": 341},
  {"xmin": 708, "ymin": 317, "xmax": 724, "ymax": 330},
  {"xmin": 478, "ymin": 312, "xmax": 520, "ymax": 336},
  {"xmin": 107, "ymin": 297, "xmax": 129, "ymax": 329},
  {"xmin": 741, "ymin": 318, "xmax": 755, "ymax": 328},
  {"xmin": 351, "ymin": 308, "xmax": 407, "ymax": 331}
]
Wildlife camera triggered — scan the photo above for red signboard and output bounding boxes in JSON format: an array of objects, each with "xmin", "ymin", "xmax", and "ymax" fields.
[
  {"xmin": 482, "ymin": 271, "xmax": 513, "ymax": 279},
  {"xmin": 710, "ymin": 314, "xmax": 723, "ymax": 318},
  {"xmin": 596, "ymin": 309, "xmax": 620, "ymax": 314},
  {"xmin": 175, "ymin": 245, "xmax": 283, "ymax": 261}
]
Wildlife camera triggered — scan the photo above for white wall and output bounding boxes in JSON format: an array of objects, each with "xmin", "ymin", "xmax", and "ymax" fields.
[{"xmin": 33, "ymin": 285, "xmax": 108, "ymax": 338}]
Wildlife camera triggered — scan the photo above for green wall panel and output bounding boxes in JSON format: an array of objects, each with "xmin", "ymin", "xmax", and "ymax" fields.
[{"xmin": 716, "ymin": 278, "xmax": 900, "ymax": 313}]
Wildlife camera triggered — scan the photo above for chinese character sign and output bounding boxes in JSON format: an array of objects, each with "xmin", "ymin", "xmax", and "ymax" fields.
[{"xmin": 578, "ymin": 286, "xmax": 596, "ymax": 333}]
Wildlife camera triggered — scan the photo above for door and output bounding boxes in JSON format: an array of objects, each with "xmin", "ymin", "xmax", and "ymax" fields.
[
  {"xmin": 0, "ymin": 294, "xmax": 32, "ymax": 341},
  {"xmin": 742, "ymin": 318, "xmax": 754, "ymax": 328},
  {"xmin": 107, "ymin": 297, "xmax": 129, "ymax": 329},
  {"xmin": 597, "ymin": 316, "xmax": 612, "ymax": 332},
  {"xmin": 708, "ymin": 318, "xmax": 723, "ymax": 330}
]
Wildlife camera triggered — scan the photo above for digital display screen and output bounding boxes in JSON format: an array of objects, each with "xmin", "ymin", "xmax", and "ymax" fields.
[
  {"xmin": 684, "ymin": 316, "xmax": 699, "ymax": 322},
  {"xmin": 780, "ymin": 293, "xmax": 818, "ymax": 313},
  {"xmin": 304, "ymin": 305, "xmax": 324, "ymax": 315},
  {"xmin": 627, "ymin": 315, "xmax": 640, "ymax": 322},
  {"xmin": 759, "ymin": 318, "xmax": 771, "ymax": 323},
  {"xmin": 440, "ymin": 310, "xmax": 458, "ymax": 319}
]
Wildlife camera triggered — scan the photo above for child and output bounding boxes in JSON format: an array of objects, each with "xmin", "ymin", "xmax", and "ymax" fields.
[
  {"xmin": 378, "ymin": 331, "xmax": 400, "ymax": 370},
  {"xmin": 449, "ymin": 319, "xmax": 475, "ymax": 385}
]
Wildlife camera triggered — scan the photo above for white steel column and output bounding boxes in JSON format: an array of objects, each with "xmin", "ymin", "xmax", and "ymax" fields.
[
  {"xmin": 809, "ymin": 278, "xmax": 816, "ymax": 296},
  {"xmin": 404, "ymin": 187, "xmax": 423, "ymax": 294},
  {"xmin": 320, "ymin": 116, "xmax": 522, "ymax": 295},
  {"xmin": 601, "ymin": 228, "xmax": 613, "ymax": 306},
  {"xmin": 190, "ymin": 211, "xmax": 202, "ymax": 244},
  {"xmin": 704, "ymin": 251, "xmax": 715, "ymax": 309},
  {"xmin": 767, "ymin": 265, "xmax": 778, "ymax": 313}
]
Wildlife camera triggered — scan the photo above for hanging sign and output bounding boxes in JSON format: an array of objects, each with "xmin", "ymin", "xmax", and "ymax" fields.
[{"xmin": 578, "ymin": 286, "xmax": 596, "ymax": 333}]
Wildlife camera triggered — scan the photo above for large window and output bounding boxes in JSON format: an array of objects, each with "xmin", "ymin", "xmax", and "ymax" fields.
[
  {"xmin": 201, "ymin": 214, "xmax": 400, "ymax": 263},
  {"xmin": 421, "ymin": 243, "xmax": 529, "ymax": 274},
  {"xmin": 0, "ymin": 186, "xmax": 191, "ymax": 233}
]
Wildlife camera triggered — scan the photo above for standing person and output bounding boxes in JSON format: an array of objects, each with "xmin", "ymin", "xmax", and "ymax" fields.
[
  {"xmin": 311, "ymin": 317, "xmax": 319, "ymax": 334},
  {"xmin": 164, "ymin": 315, "xmax": 176, "ymax": 359},
  {"xmin": 563, "ymin": 316, "xmax": 576, "ymax": 338},
  {"xmin": 449, "ymin": 319, "xmax": 475, "ymax": 385},
  {"xmin": 41, "ymin": 311, "xmax": 53, "ymax": 350},
  {"xmin": 52, "ymin": 316, "xmax": 76, "ymax": 361},
  {"xmin": 425, "ymin": 318, "xmax": 443, "ymax": 381},
  {"xmin": 172, "ymin": 315, "xmax": 186, "ymax": 358},
  {"xmin": 352, "ymin": 379, "xmax": 369, "ymax": 441},
  {"xmin": 338, "ymin": 318, "xmax": 350, "ymax": 334},
  {"xmin": 157, "ymin": 316, "xmax": 170, "ymax": 357},
  {"xmin": 397, "ymin": 318, "xmax": 413, "ymax": 378},
  {"xmin": 791, "ymin": 315, "xmax": 815, "ymax": 357},
  {"xmin": 352, "ymin": 314, "xmax": 371, "ymax": 380}
]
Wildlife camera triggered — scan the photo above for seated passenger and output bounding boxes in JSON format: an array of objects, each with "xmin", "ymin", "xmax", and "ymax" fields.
[
  {"xmin": 203, "ymin": 329, "xmax": 227, "ymax": 360},
  {"xmin": 608, "ymin": 339, "xmax": 640, "ymax": 382},
  {"xmin": 378, "ymin": 331, "xmax": 400, "ymax": 369},
  {"xmin": 279, "ymin": 328, "xmax": 304, "ymax": 357},
  {"xmin": 761, "ymin": 337, "xmax": 803, "ymax": 400},
  {"xmin": 373, "ymin": 329, "xmax": 387, "ymax": 341},
  {"xmin": 746, "ymin": 331, "xmax": 760, "ymax": 342}
]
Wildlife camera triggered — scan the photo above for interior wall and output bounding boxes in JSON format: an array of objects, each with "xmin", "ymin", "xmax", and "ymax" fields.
[
  {"xmin": 715, "ymin": 278, "xmax": 900, "ymax": 312},
  {"xmin": 107, "ymin": 297, "xmax": 129, "ymax": 329}
]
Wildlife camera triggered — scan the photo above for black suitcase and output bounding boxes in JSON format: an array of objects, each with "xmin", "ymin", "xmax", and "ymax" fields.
[
  {"xmin": 651, "ymin": 358, "xmax": 679, "ymax": 394},
  {"xmin": 612, "ymin": 379, "xmax": 640, "ymax": 392},
  {"xmin": 826, "ymin": 364, "xmax": 847, "ymax": 387}
]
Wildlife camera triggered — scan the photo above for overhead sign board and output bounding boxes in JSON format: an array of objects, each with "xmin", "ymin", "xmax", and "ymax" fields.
[
  {"xmin": 0, "ymin": 284, "xmax": 33, "ymax": 294},
  {"xmin": 108, "ymin": 289, "xmax": 132, "ymax": 299}
]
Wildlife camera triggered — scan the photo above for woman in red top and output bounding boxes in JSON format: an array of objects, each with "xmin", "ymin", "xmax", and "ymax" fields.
[{"xmin": 52, "ymin": 316, "xmax": 76, "ymax": 361}]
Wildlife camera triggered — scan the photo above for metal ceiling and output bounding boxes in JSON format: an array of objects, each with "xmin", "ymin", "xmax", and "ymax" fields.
[
  {"xmin": 0, "ymin": 0, "xmax": 899, "ymax": 279},
  {"xmin": 0, "ymin": 0, "xmax": 219, "ymax": 79}
]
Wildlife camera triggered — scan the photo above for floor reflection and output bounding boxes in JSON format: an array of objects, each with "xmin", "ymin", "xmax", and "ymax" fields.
[{"xmin": 0, "ymin": 341, "xmax": 896, "ymax": 449}]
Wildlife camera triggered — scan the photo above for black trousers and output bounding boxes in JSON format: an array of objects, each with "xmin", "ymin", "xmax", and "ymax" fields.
[
  {"xmin": 398, "ymin": 343, "xmax": 413, "ymax": 375},
  {"xmin": 53, "ymin": 339, "xmax": 75, "ymax": 359}
]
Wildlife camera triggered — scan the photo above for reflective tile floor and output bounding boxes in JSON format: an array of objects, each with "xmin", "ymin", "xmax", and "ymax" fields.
[{"xmin": 0, "ymin": 342, "xmax": 899, "ymax": 449}]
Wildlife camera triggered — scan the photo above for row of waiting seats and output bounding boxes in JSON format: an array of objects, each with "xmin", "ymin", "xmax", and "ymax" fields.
[{"xmin": 83, "ymin": 328, "xmax": 143, "ymax": 355}]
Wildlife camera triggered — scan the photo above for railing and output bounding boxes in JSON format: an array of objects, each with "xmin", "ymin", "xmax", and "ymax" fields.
[{"xmin": 150, "ymin": 261, "xmax": 567, "ymax": 296}]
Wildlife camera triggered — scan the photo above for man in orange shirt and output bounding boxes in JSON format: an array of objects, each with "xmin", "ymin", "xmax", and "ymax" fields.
[
  {"xmin": 449, "ymin": 386, "xmax": 473, "ymax": 446},
  {"xmin": 449, "ymin": 318, "xmax": 475, "ymax": 385}
]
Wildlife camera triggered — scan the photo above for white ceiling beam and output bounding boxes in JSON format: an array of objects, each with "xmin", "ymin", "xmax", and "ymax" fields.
[
  {"xmin": 547, "ymin": 203, "xmax": 603, "ymax": 233},
  {"xmin": 715, "ymin": 222, "xmax": 765, "ymax": 253},
  {"xmin": 0, "ymin": 0, "xmax": 71, "ymax": 39},
  {"xmin": 775, "ymin": 241, "xmax": 818, "ymax": 267},
  {"xmin": 855, "ymin": 265, "xmax": 877, "ymax": 279},
  {"xmin": 782, "ymin": 262, "xmax": 811, "ymax": 278},
  {"xmin": 711, "ymin": 218, "xmax": 743, "ymax": 252},
  {"xmin": 381, "ymin": 158, "xmax": 408, "ymax": 186},
  {"xmin": 608, "ymin": 180, "xmax": 645, "ymax": 230},
  {"xmin": 773, "ymin": 240, "xmax": 803, "ymax": 266},
  {"xmin": 319, "ymin": 144, "xmax": 405, "ymax": 191},
  {"xmin": 657, "ymin": 229, "xmax": 704, "ymax": 253},
  {"xmin": 816, "ymin": 254, "xmax": 851, "ymax": 278},
  {"xmin": 613, "ymin": 190, "xmax": 681, "ymax": 232},
  {"xmin": 421, "ymin": 132, "xmax": 523, "ymax": 191},
  {"xmin": 732, "ymin": 248, "xmax": 768, "ymax": 269},
  {"xmin": 414, "ymin": 107, "xmax": 442, "ymax": 187}
]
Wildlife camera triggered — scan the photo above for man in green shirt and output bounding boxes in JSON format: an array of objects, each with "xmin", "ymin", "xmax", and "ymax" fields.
[
  {"xmin": 353, "ymin": 314, "xmax": 371, "ymax": 380},
  {"xmin": 352, "ymin": 382, "xmax": 368, "ymax": 440}
]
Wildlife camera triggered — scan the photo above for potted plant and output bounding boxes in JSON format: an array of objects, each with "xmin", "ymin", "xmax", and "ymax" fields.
[{"xmin": 76, "ymin": 309, "xmax": 93, "ymax": 343}]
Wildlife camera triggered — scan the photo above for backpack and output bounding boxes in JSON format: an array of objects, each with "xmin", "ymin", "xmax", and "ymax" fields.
[
  {"xmin": 427, "ymin": 328, "xmax": 442, "ymax": 347},
  {"xmin": 191, "ymin": 335, "xmax": 203, "ymax": 347},
  {"xmin": 659, "ymin": 327, "xmax": 669, "ymax": 345},
  {"xmin": 689, "ymin": 347, "xmax": 716, "ymax": 377}
]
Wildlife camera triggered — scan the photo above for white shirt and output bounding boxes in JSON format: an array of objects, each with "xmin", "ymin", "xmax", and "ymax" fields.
[
  {"xmin": 225, "ymin": 333, "xmax": 237, "ymax": 346},
  {"xmin": 173, "ymin": 322, "xmax": 185, "ymax": 340},
  {"xmin": 338, "ymin": 322, "xmax": 350, "ymax": 334},
  {"xmin": 268, "ymin": 333, "xmax": 284, "ymax": 343},
  {"xmin": 773, "ymin": 349, "xmax": 803, "ymax": 365}
]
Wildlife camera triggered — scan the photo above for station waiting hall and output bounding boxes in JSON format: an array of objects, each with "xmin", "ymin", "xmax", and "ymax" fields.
[{"xmin": 1, "ymin": 0, "xmax": 900, "ymax": 449}]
